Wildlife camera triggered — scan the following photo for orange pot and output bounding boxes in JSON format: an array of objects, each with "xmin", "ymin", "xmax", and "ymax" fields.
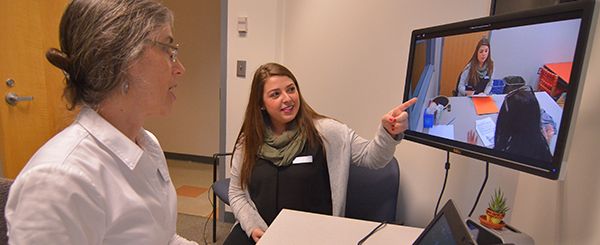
[
  {"xmin": 479, "ymin": 214, "xmax": 506, "ymax": 230},
  {"xmin": 485, "ymin": 208, "xmax": 505, "ymax": 224}
]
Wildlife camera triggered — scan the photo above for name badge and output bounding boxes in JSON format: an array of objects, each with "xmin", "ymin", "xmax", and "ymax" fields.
[{"xmin": 292, "ymin": 155, "xmax": 313, "ymax": 164}]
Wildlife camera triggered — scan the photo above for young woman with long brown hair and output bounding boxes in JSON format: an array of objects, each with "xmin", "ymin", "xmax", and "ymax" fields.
[
  {"xmin": 224, "ymin": 63, "xmax": 416, "ymax": 244},
  {"xmin": 457, "ymin": 37, "xmax": 494, "ymax": 96}
]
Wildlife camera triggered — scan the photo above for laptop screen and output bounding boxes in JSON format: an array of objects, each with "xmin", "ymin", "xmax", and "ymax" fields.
[
  {"xmin": 414, "ymin": 215, "xmax": 457, "ymax": 245},
  {"xmin": 413, "ymin": 200, "xmax": 475, "ymax": 245}
]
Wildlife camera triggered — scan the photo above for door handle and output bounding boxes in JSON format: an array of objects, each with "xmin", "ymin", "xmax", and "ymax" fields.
[{"xmin": 5, "ymin": 92, "xmax": 34, "ymax": 106}]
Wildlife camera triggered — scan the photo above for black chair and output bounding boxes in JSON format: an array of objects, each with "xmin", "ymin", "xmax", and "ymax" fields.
[
  {"xmin": 452, "ymin": 73, "xmax": 462, "ymax": 96},
  {"xmin": 211, "ymin": 153, "xmax": 232, "ymax": 243},
  {"xmin": 345, "ymin": 157, "xmax": 399, "ymax": 223},
  {"xmin": 1, "ymin": 178, "xmax": 14, "ymax": 244},
  {"xmin": 502, "ymin": 76, "xmax": 526, "ymax": 94}
]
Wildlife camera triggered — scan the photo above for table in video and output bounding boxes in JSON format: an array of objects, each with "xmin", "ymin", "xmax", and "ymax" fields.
[{"xmin": 416, "ymin": 92, "xmax": 562, "ymax": 151}]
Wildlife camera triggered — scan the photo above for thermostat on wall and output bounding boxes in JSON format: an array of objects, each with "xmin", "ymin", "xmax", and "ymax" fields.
[{"xmin": 237, "ymin": 16, "xmax": 248, "ymax": 34}]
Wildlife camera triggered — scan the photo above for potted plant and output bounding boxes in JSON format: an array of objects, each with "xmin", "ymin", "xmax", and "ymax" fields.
[{"xmin": 479, "ymin": 188, "xmax": 510, "ymax": 230}]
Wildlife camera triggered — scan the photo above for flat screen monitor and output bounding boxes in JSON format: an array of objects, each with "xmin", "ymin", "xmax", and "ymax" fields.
[
  {"xmin": 490, "ymin": 0, "xmax": 579, "ymax": 15},
  {"xmin": 402, "ymin": 1, "xmax": 594, "ymax": 179}
]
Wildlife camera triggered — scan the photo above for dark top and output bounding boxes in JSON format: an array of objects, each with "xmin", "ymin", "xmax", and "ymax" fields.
[
  {"xmin": 500, "ymin": 134, "xmax": 553, "ymax": 168},
  {"xmin": 466, "ymin": 76, "xmax": 490, "ymax": 94},
  {"xmin": 248, "ymin": 142, "xmax": 332, "ymax": 225}
]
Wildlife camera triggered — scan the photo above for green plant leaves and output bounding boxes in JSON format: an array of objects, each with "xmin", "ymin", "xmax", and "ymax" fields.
[{"xmin": 488, "ymin": 188, "xmax": 510, "ymax": 214}]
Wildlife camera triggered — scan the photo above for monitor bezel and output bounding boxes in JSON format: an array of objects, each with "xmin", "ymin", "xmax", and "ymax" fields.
[{"xmin": 402, "ymin": 1, "xmax": 595, "ymax": 180}]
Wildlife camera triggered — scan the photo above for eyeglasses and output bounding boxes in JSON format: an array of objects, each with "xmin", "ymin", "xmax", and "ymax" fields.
[
  {"xmin": 146, "ymin": 39, "xmax": 179, "ymax": 62},
  {"xmin": 503, "ymin": 85, "xmax": 534, "ymax": 112}
]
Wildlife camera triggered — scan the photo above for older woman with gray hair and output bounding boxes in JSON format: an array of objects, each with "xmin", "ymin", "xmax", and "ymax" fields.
[{"xmin": 5, "ymin": 0, "xmax": 195, "ymax": 244}]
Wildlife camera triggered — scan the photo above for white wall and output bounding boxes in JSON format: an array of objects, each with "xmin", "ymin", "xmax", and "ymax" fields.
[
  {"xmin": 224, "ymin": 0, "xmax": 285, "ymax": 214},
  {"xmin": 225, "ymin": 0, "xmax": 284, "ymax": 166},
  {"xmin": 144, "ymin": 0, "xmax": 220, "ymax": 156},
  {"xmin": 492, "ymin": 19, "xmax": 581, "ymax": 88},
  {"xmin": 226, "ymin": 0, "xmax": 600, "ymax": 244},
  {"xmin": 556, "ymin": 2, "xmax": 600, "ymax": 243}
]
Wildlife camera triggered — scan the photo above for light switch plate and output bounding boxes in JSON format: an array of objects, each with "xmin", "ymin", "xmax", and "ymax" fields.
[{"xmin": 237, "ymin": 60, "xmax": 246, "ymax": 78}]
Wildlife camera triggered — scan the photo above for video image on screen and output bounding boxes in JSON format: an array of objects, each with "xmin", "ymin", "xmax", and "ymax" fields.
[{"xmin": 404, "ymin": 16, "xmax": 584, "ymax": 174}]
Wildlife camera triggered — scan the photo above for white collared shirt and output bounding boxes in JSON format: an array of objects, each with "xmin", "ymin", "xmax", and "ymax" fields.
[{"xmin": 6, "ymin": 107, "xmax": 197, "ymax": 245}]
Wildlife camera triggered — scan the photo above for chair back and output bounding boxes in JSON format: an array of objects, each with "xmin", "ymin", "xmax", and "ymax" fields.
[
  {"xmin": 211, "ymin": 152, "xmax": 233, "ymax": 243},
  {"xmin": 213, "ymin": 178, "xmax": 231, "ymax": 205},
  {"xmin": 345, "ymin": 157, "xmax": 399, "ymax": 223},
  {"xmin": 1, "ymin": 178, "xmax": 14, "ymax": 244},
  {"xmin": 453, "ymin": 72, "xmax": 461, "ymax": 96},
  {"xmin": 503, "ymin": 75, "xmax": 527, "ymax": 94}
]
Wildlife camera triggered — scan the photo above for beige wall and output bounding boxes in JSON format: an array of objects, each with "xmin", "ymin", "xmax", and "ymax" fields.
[
  {"xmin": 226, "ymin": 0, "xmax": 600, "ymax": 243},
  {"xmin": 144, "ymin": 0, "xmax": 221, "ymax": 156},
  {"xmin": 557, "ymin": 2, "xmax": 600, "ymax": 242},
  {"xmin": 224, "ymin": 0, "xmax": 284, "ymax": 212},
  {"xmin": 225, "ymin": 0, "xmax": 284, "ymax": 169}
]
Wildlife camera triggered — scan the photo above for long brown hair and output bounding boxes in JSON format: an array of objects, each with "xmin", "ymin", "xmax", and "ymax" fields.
[
  {"xmin": 234, "ymin": 63, "xmax": 326, "ymax": 189},
  {"xmin": 467, "ymin": 37, "xmax": 494, "ymax": 87}
]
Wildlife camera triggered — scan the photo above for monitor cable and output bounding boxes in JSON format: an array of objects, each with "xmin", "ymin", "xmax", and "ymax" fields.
[
  {"xmin": 468, "ymin": 161, "xmax": 490, "ymax": 217},
  {"xmin": 434, "ymin": 151, "xmax": 451, "ymax": 216},
  {"xmin": 357, "ymin": 221, "xmax": 387, "ymax": 245}
]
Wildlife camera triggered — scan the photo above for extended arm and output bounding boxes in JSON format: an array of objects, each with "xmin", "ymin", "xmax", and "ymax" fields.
[{"xmin": 350, "ymin": 98, "xmax": 417, "ymax": 168}]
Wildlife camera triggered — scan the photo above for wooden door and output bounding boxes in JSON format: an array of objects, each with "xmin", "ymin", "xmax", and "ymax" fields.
[{"xmin": 0, "ymin": 0, "xmax": 72, "ymax": 178}]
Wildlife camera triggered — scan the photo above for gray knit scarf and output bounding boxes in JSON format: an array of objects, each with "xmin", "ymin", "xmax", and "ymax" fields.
[{"xmin": 258, "ymin": 125, "xmax": 306, "ymax": 167}]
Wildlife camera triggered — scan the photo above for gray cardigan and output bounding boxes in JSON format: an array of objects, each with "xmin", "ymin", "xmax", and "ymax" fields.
[
  {"xmin": 458, "ymin": 63, "xmax": 493, "ymax": 96},
  {"xmin": 228, "ymin": 118, "xmax": 402, "ymax": 237}
]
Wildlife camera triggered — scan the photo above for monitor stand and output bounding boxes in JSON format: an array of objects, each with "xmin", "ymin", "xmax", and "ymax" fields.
[{"xmin": 465, "ymin": 217, "xmax": 534, "ymax": 245}]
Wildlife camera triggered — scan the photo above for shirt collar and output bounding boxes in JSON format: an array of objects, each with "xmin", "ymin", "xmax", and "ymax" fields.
[{"xmin": 76, "ymin": 106, "xmax": 144, "ymax": 170}]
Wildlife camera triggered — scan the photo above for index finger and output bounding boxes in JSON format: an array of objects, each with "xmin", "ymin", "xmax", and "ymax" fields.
[{"xmin": 393, "ymin": 97, "xmax": 418, "ymax": 113}]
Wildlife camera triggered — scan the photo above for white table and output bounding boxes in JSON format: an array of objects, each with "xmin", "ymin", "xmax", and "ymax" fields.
[
  {"xmin": 416, "ymin": 92, "xmax": 561, "ymax": 151},
  {"xmin": 257, "ymin": 209, "xmax": 424, "ymax": 245}
]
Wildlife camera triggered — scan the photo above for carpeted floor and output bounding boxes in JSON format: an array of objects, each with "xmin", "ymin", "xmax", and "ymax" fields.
[
  {"xmin": 177, "ymin": 213, "xmax": 233, "ymax": 245},
  {"xmin": 168, "ymin": 159, "xmax": 214, "ymax": 217},
  {"xmin": 168, "ymin": 159, "xmax": 234, "ymax": 244}
]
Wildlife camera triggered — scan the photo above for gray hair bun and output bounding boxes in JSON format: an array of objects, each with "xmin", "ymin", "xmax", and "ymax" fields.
[{"xmin": 45, "ymin": 48, "xmax": 70, "ymax": 72}]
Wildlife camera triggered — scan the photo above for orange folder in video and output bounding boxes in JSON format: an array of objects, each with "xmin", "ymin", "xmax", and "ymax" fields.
[{"xmin": 471, "ymin": 96, "xmax": 499, "ymax": 115}]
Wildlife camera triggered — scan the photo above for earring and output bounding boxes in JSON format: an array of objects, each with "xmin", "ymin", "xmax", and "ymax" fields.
[
  {"xmin": 260, "ymin": 107, "xmax": 265, "ymax": 111},
  {"xmin": 62, "ymin": 70, "xmax": 70, "ymax": 81},
  {"xmin": 123, "ymin": 82, "xmax": 129, "ymax": 94}
]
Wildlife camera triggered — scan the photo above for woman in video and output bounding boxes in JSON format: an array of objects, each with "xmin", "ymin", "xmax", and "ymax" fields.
[
  {"xmin": 224, "ymin": 63, "xmax": 416, "ymax": 244},
  {"xmin": 494, "ymin": 86, "xmax": 553, "ymax": 164},
  {"xmin": 468, "ymin": 86, "xmax": 553, "ymax": 165},
  {"xmin": 457, "ymin": 37, "xmax": 494, "ymax": 96}
]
